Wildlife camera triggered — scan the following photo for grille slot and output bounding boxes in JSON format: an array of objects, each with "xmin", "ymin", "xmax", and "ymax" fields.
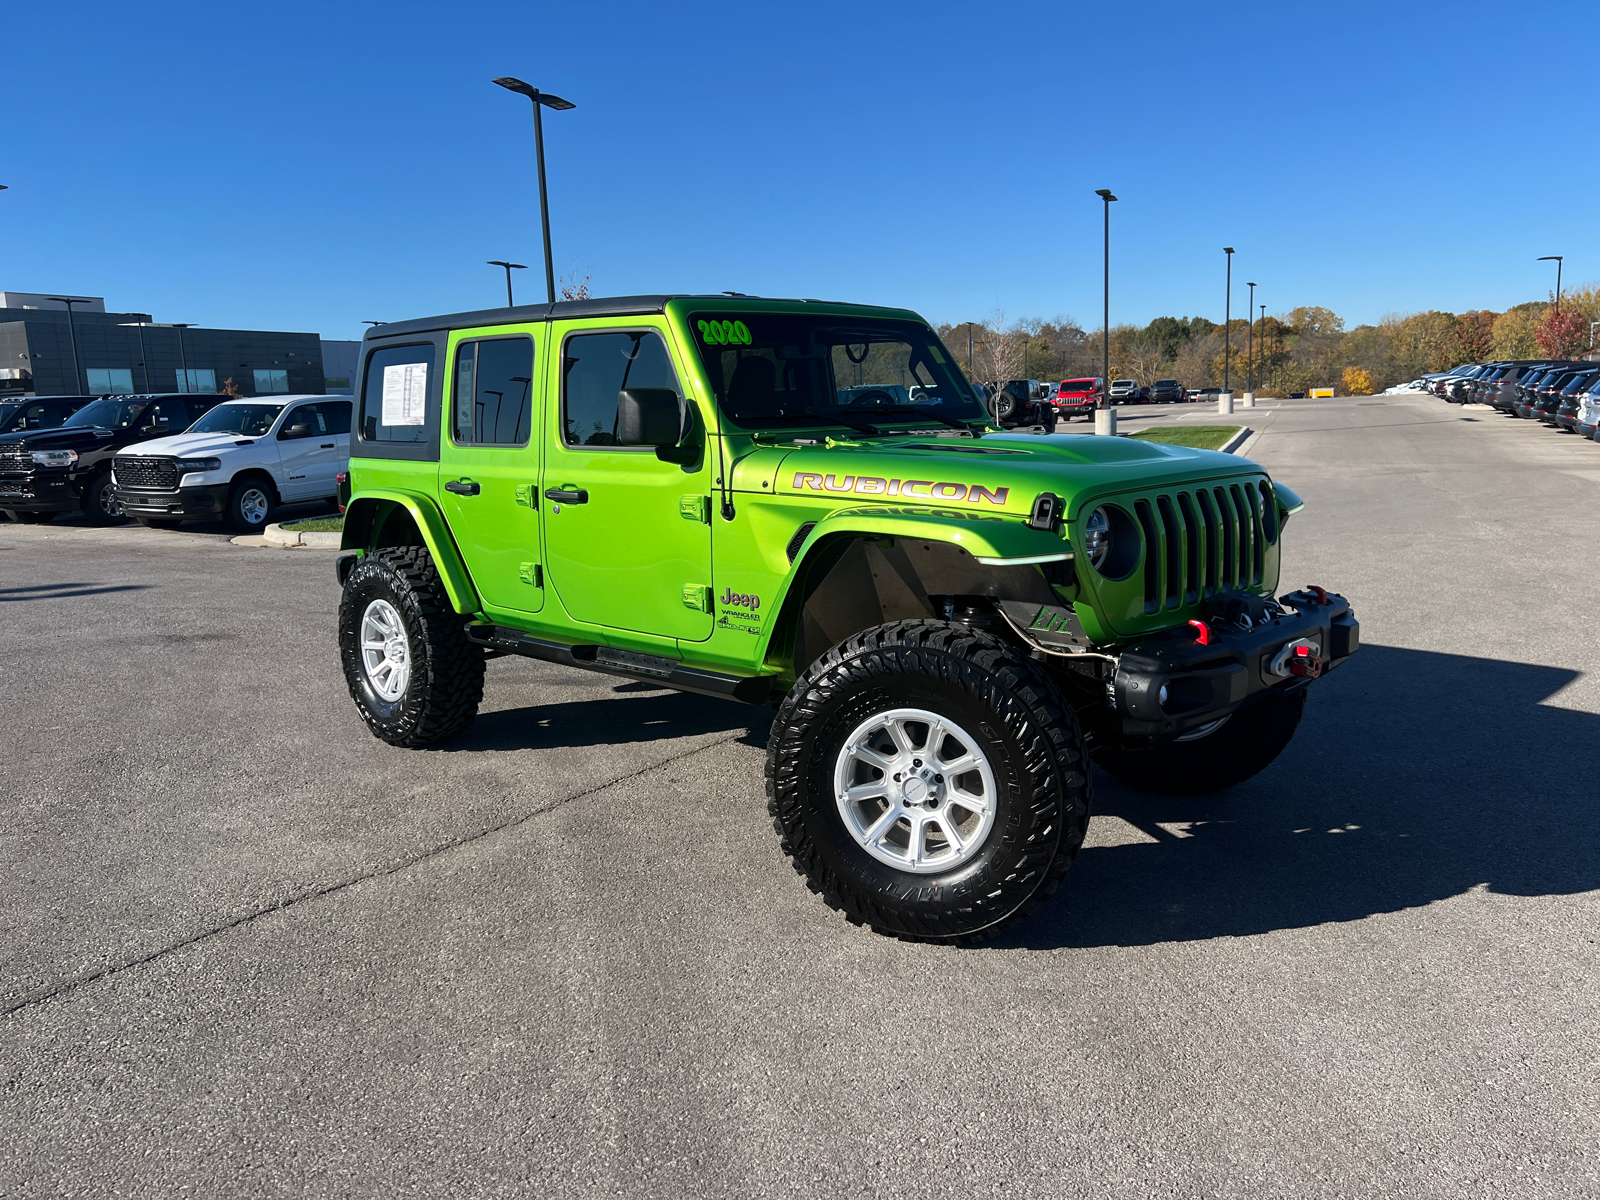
[
  {"xmin": 1176, "ymin": 492, "xmax": 1200, "ymax": 604},
  {"xmin": 1133, "ymin": 500, "xmax": 1160, "ymax": 614},
  {"xmin": 115, "ymin": 457, "xmax": 178, "ymax": 490},
  {"xmin": 1155, "ymin": 495, "xmax": 1181, "ymax": 610}
]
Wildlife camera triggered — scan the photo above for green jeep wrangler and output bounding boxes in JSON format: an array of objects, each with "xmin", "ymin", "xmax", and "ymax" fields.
[{"xmin": 335, "ymin": 295, "xmax": 1357, "ymax": 942}]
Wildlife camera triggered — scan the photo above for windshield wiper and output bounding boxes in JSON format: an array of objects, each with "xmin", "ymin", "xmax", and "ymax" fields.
[{"xmin": 854, "ymin": 406, "xmax": 981, "ymax": 435}]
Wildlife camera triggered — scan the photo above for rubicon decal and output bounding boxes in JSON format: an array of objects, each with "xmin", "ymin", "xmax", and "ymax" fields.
[{"xmin": 791, "ymin": 472, "xmax": 1009, "ymax": 506}]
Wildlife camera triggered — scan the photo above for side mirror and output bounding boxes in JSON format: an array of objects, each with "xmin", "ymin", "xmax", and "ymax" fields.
[
  {"xmin": 152, "ymin": 418, "xmax": 171, "ymax": 432},
  {"xmin": 616, "ymin": 388, "xmax": 682, "ymax": 448},
  {"xmin": 283, "ymin": 422, "xmax": 312, "ymax": 439}
]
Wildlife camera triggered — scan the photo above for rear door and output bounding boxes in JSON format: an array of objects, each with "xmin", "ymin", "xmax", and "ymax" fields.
[
  {"xmin": 540, "ymin": 320, "xmax": 712, "ymax": 641},
  {"xmin": 437, "ymin": 326, "xmax": 545, "ymax": 615}
]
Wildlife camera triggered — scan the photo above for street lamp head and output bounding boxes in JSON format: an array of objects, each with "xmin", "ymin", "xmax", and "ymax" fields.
[
  {"xmin": 1224, "ymin": 247, "xmax": 1234, "ymax": 255},
  {"xmin": 1537, "ymin": 255, "xmax": 1562, "ymax": 262},
  {"xmin": 487, "ymin": 260, "xmax": 528, "ymax": 270},
  {"xmin": 1247, "ymin": 281, "xmax": 1256, "ymax": 287},
  {"xmin": 492, "ymin": 77, "xmax": 575, "ymax": 109},
  {"xmin": 363, "ymin": 321, "xmax": 386, "ymax": 327},
  {"xmin": 1095, "ymin": 189, "xmax": 1117, "ymax": 201}
]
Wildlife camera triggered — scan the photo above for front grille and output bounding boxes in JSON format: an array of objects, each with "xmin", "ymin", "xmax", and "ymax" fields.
[
  {"xmin": 0, "ymin": 445, "xmax": 29, "ymax": 470},
  {"xmin": 115, "ymin": 457, "xmax": 177, "ymax": 489},
  {"xmin": 1128, "ymin": 480, "xmax": 1276, "ymax": 614}
]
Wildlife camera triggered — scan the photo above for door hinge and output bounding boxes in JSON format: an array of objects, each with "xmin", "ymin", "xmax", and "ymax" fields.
[
  {"xmin": 681, "ymin": 583, "xmax": 711, "ymax": 612},
  {"xmin": 519, "ymin": 562, "xmax": 543, "ymax": 587},
  {"xmin": 679, "ymin": 494, "xmax": 711, "ymax": 523},
  {"xmin": 515, "ymin": 483, "xmax": 537, "ymax": 508}
]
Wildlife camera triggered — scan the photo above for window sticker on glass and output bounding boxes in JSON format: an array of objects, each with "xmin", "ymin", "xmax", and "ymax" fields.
[
  {"xmin": 382, "ymin": 363, "xmax": 428, "ymax": 426},
  {"xmin": 697, "ymin": 319, "xmax": 751, "ymax": 347}
]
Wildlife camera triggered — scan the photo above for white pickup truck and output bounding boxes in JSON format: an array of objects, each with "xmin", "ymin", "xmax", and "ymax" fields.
[{"xmin": 112, "ymin": 395, "xmax": 351, "ymax": 531}]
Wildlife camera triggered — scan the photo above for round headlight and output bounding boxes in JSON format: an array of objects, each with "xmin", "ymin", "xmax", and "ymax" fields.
[{"xmin": 1084, "ymin": 507, "xmax": 1113, "ymax": 570}]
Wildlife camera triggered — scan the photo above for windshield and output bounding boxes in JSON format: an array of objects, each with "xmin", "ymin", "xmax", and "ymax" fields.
[
  {"xmin": 64, "ymin": 398, "xmax": 149, "ymax": 429},
  {"xmin": 687, "ymin": 313, "xmax": 984, "ymax": 430},
  {"xmin": 1060, "ymin": 379, "xmax": 1097, "ymax": 392},
  {"xmin": 187, "ymin": 403, "xmax": 284, "ymax": 436}
]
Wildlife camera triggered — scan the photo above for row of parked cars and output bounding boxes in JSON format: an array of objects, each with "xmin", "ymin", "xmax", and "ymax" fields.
[
  {"xmin": 0, "ymin": 392, "xmax": 352, "ymax": 529},
  {"xmin": 979, "ymin": 376, "xmax": 1213, "ymax": 428},
  {"xmin": 1424, "ymin": 359, "xmax": 1600, "ymax": 438}
]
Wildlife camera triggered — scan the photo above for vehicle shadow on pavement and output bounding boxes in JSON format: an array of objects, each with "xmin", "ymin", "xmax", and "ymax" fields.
[
  {"xmin": 1004, "ymin": 644, "xmax": 1600, "ymax": 950},
  {"xmin": 0, "ymin": 583, "xmax": 151, "ymax": 601},
  {"xmin": 442, "ymin": 686, "xmax": 772, "ymax": 753}
]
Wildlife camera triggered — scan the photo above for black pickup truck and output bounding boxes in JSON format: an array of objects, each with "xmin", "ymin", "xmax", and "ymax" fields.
[{"xmin": 0, "ymin": 393, "xmax": 224, "ymax": 524}]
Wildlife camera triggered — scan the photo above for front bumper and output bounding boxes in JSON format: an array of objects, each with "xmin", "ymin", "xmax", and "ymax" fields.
[
  {"xmin": 1111, "ymin": 588, "xmax": 1358, "ymax": 741},
  {"xmin": 116, "ymin": 483, "xmax": 231, "ymax": 519},
  {"xmin": 0, "ymin": 469, "xmax": 78, "ymax": 513}
]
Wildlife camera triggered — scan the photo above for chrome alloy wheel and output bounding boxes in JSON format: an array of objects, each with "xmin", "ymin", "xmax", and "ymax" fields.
[
  {"xmin": 238, "ymin": 486, "xmax": 271, "ymax": 526},
  {"xmin": 360, "ymin": 598, "xmax": 411, "ymax": 702},
  {"xmin": 833, "ymin": 707, "xmax": 997, "ymax": 874}
]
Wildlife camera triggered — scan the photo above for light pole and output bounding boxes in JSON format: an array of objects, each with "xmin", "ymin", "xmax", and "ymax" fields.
[
  {"xmin": 492, "ymin": 77, "xmax": 575, "ymax": 305},
  {"xmin": 1246, "ymin": 282, "xmax": 1256, "ymax": 394},
  {"xmin": 1260, "ymin": 303, "xmax": 1266, "ymax": 389},
  {"xmin": 117, "ymin": 322, "xmax": 153, "ymax": 391},
  {"xmin": 1095, "ymin": 189, "xmax": 1117, "ymax": 407},
  {"xmin": 1537, "ymin": 255, "xmax": 1563, "ymax": 313},
  {"xmin": 171, "ymin": 323, "xmax": 193, "ymax": 391},
  {"xmin": 487, "ymin": 260, "xmax": 527, "ymax": 306},
  {"xmin": 47, "ymin": 298, "xmax": 85, "ymax": 393},
  {"xmin": 1222, "ymin": 249, "xmax": 1234, "ymax": 394}
]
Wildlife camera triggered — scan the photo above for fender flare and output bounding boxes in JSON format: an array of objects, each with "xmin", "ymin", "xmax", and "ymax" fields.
[
  {"xmin": 341, "ymin": 489, "xmax": 480, "ymax": 614},
  {"xmin": 754, "ymin": 505, "xmax": 1073, "ymax": 670}
]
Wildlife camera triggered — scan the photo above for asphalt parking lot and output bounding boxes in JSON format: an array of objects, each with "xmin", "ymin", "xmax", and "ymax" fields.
[{"xmin": 3, "ymin": 394, "xmax": 1597, "ymax": 1198}]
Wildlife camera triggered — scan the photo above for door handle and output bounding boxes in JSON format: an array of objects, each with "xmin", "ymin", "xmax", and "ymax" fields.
[
  {"xmin": 320, "ymin": 442, "xmax": 335, "ymax": 449},
  {"xmin": 544, "ymin": 487, "xmax": 588, "ymax": 504},
  {"xmin": 445, "ymin": 479, "xmax": 481, "ymax": 496}
]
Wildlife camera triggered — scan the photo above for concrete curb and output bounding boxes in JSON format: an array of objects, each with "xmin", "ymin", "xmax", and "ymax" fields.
[
  {"xmin": 1220, "ymin": 426, "xmax": 1254, "ymax": 455},
  {"xmin": 257, "ymin": 523, "xmax": 342, "ymax": 550}
]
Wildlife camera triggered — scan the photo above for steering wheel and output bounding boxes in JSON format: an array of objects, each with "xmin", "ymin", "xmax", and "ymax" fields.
[{"xmin": 842, "ymin": 388, "xmax": 897, "ymax": 408}]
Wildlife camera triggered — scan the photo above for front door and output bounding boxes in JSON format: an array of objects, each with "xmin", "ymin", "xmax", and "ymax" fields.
[
  {"xmin": 541, "ymin": 321, "xmax": 712, "ymax": 641},
  {"xmin": 438, "ymin": 327, "xmax": 545, "ymax": 615},
  {"xmin": 275, "ymin": 401, "xmax": 351, "ymax": 501}
]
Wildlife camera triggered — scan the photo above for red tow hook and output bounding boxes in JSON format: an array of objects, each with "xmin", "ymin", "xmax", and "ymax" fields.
[
  {"xmin": 1306, "ymin": 584, "xmax": 1329, "ymax": 605},
  {"xmin": 1187, "ymin": 619, "xmax": 1211, "ymax": 645}
]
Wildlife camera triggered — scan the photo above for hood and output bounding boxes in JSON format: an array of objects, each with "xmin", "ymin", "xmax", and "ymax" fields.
[
  {"xmin": 114, "ymin": 430, "xmax": 263, "ymax": 458},
  {"xmin": 757, "ymin": 432, "xmax": 1261, "ymax": 520},
  {"xmin": 0, "ymin": 426, "xmax": 117, "ymax": 453}
]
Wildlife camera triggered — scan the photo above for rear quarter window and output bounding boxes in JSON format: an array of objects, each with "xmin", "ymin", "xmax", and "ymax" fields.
[{"xmin": 356, "ymin": 341, "xmax": 443, "ymax": 461}]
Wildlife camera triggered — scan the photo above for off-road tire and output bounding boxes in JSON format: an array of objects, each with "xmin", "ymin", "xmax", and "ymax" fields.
[
  {"xmin": 6, "ymin": 510, "xmax": 55, "ymax": 524},
  {"xmin": 79, "ymin": 470, "xmax": 128, "ymax": 525},
  {"xmin": 767, "ymin": 619, "xmax": 1091, "ymax": 943},
  {"xmin": 1093, "ymin": 687, "xmax": 1307, "ymax": 795},
  {"xmin": 338, "ymin": 545, "xmax": 484, "ymax": 747},
  {"xmin": 136, "ymin": 517, "xmax": 184, "ymax": 530}
]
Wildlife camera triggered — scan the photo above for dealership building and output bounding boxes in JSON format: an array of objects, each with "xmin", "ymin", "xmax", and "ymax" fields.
[{"xmin": 0, "ymin": 291, "xmax": 358, "ymax": 398}]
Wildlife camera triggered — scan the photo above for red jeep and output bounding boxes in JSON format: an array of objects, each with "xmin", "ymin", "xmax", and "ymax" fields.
[{"xmin": 1055, "ymin": 378, "xmax": 1102, "ymax": 422}]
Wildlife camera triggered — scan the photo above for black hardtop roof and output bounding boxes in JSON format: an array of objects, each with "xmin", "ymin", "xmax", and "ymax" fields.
[{"xmin": 363, "ymin": 294, "xmax": 919, "ymax": 341}]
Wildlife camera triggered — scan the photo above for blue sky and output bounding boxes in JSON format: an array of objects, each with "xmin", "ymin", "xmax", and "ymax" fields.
[{"xmin": 4, "ymin": 1, "xmax": 1592, "ymax": 341}]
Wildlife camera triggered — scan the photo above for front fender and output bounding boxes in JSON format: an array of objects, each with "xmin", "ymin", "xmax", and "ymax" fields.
[
  {"xmin": 342, "ymin": 489, "xmax": 480, "ymax": 615},
  {"xmin": 754, "ymin": 504, "xmax": 1072, "ymax": 672}
]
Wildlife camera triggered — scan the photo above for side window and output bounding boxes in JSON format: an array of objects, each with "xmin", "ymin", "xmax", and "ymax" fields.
[
  {"xmin": 279, "ymin": 405, "xmax": 316, "ymax": 439},
  {"xmin": 149, "ymin": 401, "xmax": 188, "ymax": 430},
  {"xmin": 322, "ymin": 401, "xmax": 352, "ymax": 435},
  {"xmin": 452, "ymin": 337, "xmax": 535, "ymax": 446},
  {"xmin": 561, "ymin": 330, "xmax": 678, "ymax": 447},
  {"xmin": 360, "ymin": 344, "xmax": 436, "ymax": 444}
]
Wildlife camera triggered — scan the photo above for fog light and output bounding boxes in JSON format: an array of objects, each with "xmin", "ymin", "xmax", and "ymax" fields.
[{"xmin": 1158, "ymin": 685, "xmax": 1169, "ymax": 706}]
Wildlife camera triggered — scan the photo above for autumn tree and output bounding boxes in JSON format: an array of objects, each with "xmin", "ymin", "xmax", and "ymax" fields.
[
  {"xmin": 1535, "ymin": 306, "xmax": 1591, "ymax": 358},
  {"xmin": 1492, "ymin": 303, "xmax": 1545, "ymax": 360},
  {"xmin": 1341, "ymin": 367, "xmax": 1374, "ymax": 395}
]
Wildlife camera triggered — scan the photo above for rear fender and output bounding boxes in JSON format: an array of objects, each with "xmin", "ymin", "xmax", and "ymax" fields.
[
  {"xmin": 758, "ymin": 506, "xmax": 1073, "ymax": 677},
  {"xmin": 341, "ymin": 490, "xmax": 480, "ymax": 614}
]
